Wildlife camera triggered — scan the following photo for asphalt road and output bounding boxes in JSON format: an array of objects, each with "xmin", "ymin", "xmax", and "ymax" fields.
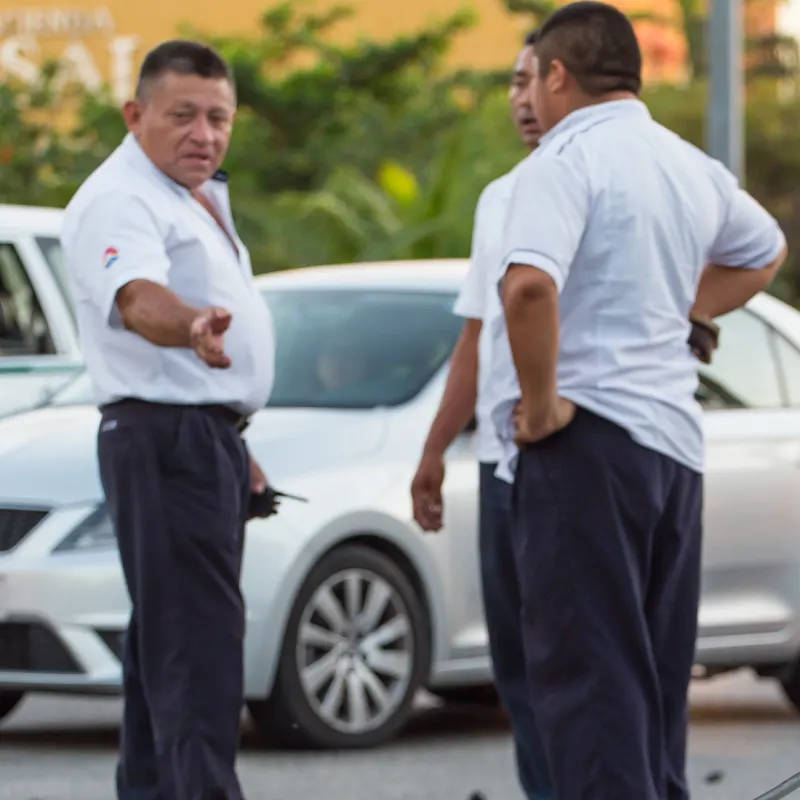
[{"xmin": 2, "ymin": 670, "xmax": 800, "ymax": 800}]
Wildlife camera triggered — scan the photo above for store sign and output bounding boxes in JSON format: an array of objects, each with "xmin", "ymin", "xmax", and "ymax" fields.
[{"xmin": 0, "ymin": 7, "xmax": 140, "ymax": 104}]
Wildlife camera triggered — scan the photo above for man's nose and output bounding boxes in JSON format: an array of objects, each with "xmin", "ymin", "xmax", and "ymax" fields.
[{"xmin": 189, "ymin": 116, "xmax": 215, "ymax": 143}]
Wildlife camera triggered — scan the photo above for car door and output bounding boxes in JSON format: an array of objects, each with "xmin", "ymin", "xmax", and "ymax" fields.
[
  {"xmin": 0, "ymin": 240, "xmax": 81, "ymax": 418},
  {"xmin": 438, "ymin": 419, "xmax": 486, "ymax": 659},
  {"xmin": 698, "ymin": 306, "xmax": 800, "ymax": 663}
]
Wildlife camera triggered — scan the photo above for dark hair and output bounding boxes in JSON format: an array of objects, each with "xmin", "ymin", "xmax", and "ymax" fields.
[
  {"xmin": 525, "ymin": 28, "xmax": 540, "ymax": 46},
  {"xmin": 136, "ymin": 39, "xmax": 234, "ymax": 99},
  {"xmin": 536, "ymin": 1, "xmax": 642, "ymax": 96}
]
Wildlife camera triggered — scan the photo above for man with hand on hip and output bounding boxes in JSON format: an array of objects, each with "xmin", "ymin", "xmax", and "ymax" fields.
[
  {"xmin": 493, "ymin": 3, "xmax": 787, "ymax": 798},
  {"xmin": 61, "ymin": 40, "xmax": 274, "ymax": 800},
  {"xmin": 410, "ymin": 30, "xmax": 553, "ymax": 800}
]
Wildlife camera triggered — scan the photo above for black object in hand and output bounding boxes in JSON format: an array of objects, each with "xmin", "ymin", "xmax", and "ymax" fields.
[
  {"xmin": 248, "ymin": 486, "xmax": 308, "ymax": 519},
  {"xmin": 688, "ymin": 315, "xmax": 720, "ymax": 365}
]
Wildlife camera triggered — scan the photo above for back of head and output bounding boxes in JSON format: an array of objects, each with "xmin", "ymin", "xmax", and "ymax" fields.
[
  {"xmin": 537, "ymin": 1, "xmax": 642, "ymax": 96},
  {"xmin": 136, "ymin": 39, "xmax": 234, "ymax": 100}
]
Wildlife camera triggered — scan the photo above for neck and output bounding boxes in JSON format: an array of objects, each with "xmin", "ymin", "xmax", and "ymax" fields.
[{"xmin": 567, "ymin": 90, "xmax": 638, "ymax": 116}]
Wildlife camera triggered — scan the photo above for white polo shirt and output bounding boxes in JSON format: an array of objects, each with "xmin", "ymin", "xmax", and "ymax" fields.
[
  {"xmin": 453, "ymin": 172, "xmax": 516, "ymax": 464},
  {"xmin": 490, "ymin": 99, "xmax": 786, "ymax": 481},
  {"xmin": 61, "ymin": 133, "xmax": 275, "ymax": 417}
]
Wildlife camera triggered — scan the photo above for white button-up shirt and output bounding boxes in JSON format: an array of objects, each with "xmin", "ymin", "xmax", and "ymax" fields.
[
  {"xmin": 453, "ymin": 172, "xmax": 516, "ymax": 464},
  {"xmin": 61, "ymin": 133, "xmax": 275, "ymax": 416},
  {"xmin": 490, "ymin": 99, "xmax": 786, "ymax": 481}
]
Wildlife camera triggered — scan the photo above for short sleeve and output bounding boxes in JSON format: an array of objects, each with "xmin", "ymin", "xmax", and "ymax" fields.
[
  {"xmin": 708, "ymin": 165, "xmax": 786, "ymax": 269},
  {"xmin": 66, "ymin": 192, "xmax": 171, "ymax": 327},
  {"xmin": 453, "ymin": 185, "xmax": 494, "ymax": 320},
  {"xmin": 500, "ymin": 154, "xmax": 590, "ymax": 293}
]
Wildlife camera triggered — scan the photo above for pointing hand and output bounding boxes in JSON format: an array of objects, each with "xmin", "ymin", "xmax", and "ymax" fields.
[{"xmin": 190, "ymin": 306, "xmax": 232, "ymax": 369}]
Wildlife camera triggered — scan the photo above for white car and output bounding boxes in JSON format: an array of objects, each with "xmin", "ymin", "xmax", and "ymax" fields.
[
  {"xmin": 0, "ymin": 204, "xmax": 82, "ymax": 419},
  {"xmin": 2, "ymin": 259, "xmax": 800, "ymax": 749}
]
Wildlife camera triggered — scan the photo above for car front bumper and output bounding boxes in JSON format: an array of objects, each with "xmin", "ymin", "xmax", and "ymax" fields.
[{"xmin": 0, "ymin": 505, "xmax": 129, "ymax": 695}]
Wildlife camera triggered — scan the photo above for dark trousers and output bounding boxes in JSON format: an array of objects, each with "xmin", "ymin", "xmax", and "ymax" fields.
[
  {"xmin": 479, "ymin": 463, "xmax": 553, "ymax": 800},
  {"xmin": 512, "ymin": 407, "xmax": 702, "ymax": 800},
  {"xmin": 97, "ymin": 400, "xmax": 251, "ymax": 800}
]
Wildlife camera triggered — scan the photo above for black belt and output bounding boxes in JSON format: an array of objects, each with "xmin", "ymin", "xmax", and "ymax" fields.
[{"xmin": 101, "ymin": 399, "xmax": 250, "ymax": 433}]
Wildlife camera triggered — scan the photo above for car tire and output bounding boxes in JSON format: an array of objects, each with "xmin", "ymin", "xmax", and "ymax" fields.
[
  {"xmin": 0, "ymin": 691, "xmax": 25, "ymax": 724},
  {"xmin": 434, "ymin": 684, "xmax": 500, "ymax": 706},
  {"xmin": 248, "ymin": 544, "xmax": 430, "ymax": 749},
  {"xmin": 779, "ymin": 661, "xmax": 800, "ymax": 713}
]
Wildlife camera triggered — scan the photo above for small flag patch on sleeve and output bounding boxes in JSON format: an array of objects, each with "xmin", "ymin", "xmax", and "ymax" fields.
[{"xmin": 103, "ymin": 247, "xmax": 119, "ymax": 269}]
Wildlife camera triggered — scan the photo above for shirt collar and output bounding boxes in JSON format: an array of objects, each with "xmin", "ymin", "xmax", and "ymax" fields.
[
  {"xmin": 120, "ymin": 133, "xmax": 229, "ymax": 197},
  {"xmin": 538, "ymin": 98, "xmax": 650, "ymax": 147}
]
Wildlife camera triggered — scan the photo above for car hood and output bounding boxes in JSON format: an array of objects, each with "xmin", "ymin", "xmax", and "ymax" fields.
[{"xmin": 0, "ymin": 404, "xmax": 389, "ymax": 508}]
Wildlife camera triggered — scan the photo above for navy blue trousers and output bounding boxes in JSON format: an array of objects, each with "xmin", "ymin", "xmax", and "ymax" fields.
[
  {"xmin": 512, "ymin": 407, "xmax": 702, "ymax": 800},
  {"xmin": 479, "ymin": 463, "xmax": 553, "ymax": 800},
  {"xmin": 98, "ymin": 401, "xmax": 251, "ymax": 800}
]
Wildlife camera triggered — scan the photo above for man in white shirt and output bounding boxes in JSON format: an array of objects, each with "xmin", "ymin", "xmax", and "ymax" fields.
[
  {"xmin": 410, "ymin": 31, "xmax": 552, "ymax": 800},
  {"xmin": 494, "ymin": 3, "xmax": 788, "ymax": 798},
  {"xmin": 61, "ymin": 40, "xmax": 275, "ymax": 800}
]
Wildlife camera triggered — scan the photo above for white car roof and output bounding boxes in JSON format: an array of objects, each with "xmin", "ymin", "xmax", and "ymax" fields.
[
  {"xmin": 0, "ymin": 203, "xmax": 63, "ymax": 237},
  {"xmin": 254, "ymin": 258, "xmax": 469, "ymax": 293}
]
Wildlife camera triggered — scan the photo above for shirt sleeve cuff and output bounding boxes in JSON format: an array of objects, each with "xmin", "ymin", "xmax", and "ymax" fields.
[
  {"xmin": 501, "ymin": 249, "xmax": 566, "ymax": 293},
  {"xmin": 452, "ymin": 293, "xmax": 484, "ymax": 319},
  {"xmin": 751, "ymin": 227, "xmax": 787, "ymax": 270},
  {"xmin": 100, "ymin": 269, "xmax": 170, "ymax": 329}
]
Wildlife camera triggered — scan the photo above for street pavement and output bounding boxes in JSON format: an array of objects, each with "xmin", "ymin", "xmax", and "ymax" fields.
[{"xmin": 1, "ymin": 670, "xmax": 800, "ymax": 800}]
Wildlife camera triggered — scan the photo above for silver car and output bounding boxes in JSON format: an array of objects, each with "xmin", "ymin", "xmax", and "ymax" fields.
[{"xmin": 1, "ymin": 259, "xmax": 800, "ymax": 749}]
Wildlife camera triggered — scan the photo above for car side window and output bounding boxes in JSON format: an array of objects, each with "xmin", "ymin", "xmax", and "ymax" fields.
[
  {"xmin": 773, "ymin": 333, "xmax": 800, "ymax": 407},
  {"xmin": 0, "ymin": 242, "xmax": 56, "ymax": 356},
  {"xmin": 698, "ymin": 308, "xmax": 782, "ymax": 409}
]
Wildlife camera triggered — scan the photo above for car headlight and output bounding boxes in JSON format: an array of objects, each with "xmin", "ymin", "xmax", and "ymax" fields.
[{"xmin": 55, "ymin": 505, "xmax": 117, "ymax": 552}]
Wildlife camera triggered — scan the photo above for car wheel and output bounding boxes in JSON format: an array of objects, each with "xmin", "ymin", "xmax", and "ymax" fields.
[
  {"xmin": 0, "ymin": 691, "xmax": 25, "ymax": 724},
  {"xmin": 248, "ymin": 544, "xmax": 430, "ymax": 749},
  {"xmin": 779, "ymin": 661, "xmax": 800, "ymax": 712},
  {"xmin": 434, "ymin": 684, "xmax": 500, "ymax": 706}
]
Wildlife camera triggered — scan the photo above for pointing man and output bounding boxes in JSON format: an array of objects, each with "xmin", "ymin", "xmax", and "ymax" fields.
[
  {"xmin": 411, "ymin": 30, "xmax": 553, "ymax": 800},
  {"xmin": 61, "ymin": 40, "xmax": 274, "ymax": 800},
  {"xmin": 492, "ymin": 4, "xmax": 787, "ymax": 799}
]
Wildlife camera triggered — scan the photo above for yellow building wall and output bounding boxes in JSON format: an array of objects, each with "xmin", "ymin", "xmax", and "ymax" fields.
[{"xmin": 0, "ymin": 0, "xmax": 779, "ymax": 104}]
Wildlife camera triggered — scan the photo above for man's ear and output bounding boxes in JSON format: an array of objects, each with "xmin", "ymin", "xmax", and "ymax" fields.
[
  {"xmin": 122, "ymin": 99, "xmax": 142, "ymax": 131},
  {"xmin": 547, "ymin": 59, "xmax": 570, "ymax": 94}
]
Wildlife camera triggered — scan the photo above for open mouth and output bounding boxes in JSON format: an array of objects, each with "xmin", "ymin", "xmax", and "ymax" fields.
[{"xmin": 518, "ymin": 114, "xmax": 540, "ymax": 131}]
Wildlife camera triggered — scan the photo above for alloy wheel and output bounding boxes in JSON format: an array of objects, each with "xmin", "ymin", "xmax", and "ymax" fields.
[{"xmin": 295, "ymin": 567, "xmax": 414, "ymax": 734}]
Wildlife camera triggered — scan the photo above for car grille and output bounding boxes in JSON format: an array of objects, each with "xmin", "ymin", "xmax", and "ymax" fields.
[
  {"xmin": 0, "ymin": 622, "xmax": 83, "ymax": 674},
  {"xmin": 97, "ymin": 629, "xmax": 126, "ymax": 662},
  {"xmin": 0, "ymin": 507, "xmax": 50, "ymax": 552}
]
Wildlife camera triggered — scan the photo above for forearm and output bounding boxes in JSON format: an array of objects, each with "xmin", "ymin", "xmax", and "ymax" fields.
[
  {"xmin": 503, "ymin": 266, "xmax": 559, "ymax": 431},
  {"xmin": 422, "ymin": 320, "xmax": 480, "ymax": 457},
  {"xmin": 693, "ymin": 248, "xmax": 787, "ymax": 320},
  {"xmin": 116, "ymin": 280, "xmax": 200, "ymax": 347}
]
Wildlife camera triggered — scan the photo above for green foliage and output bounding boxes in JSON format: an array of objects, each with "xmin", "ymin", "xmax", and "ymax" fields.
[
  {"xmin": 187, "ymin": 0, "xmax": 486, "ymax": 193},
  {"xmin": 0, "ymin": 66, "xmax": 74, "ymax": 207}
]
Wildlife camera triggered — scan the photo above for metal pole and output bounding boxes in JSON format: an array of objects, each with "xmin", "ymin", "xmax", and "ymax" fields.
[{"xmin": 707, "ymin": 0, "xmax": 745, "ymax": 183}]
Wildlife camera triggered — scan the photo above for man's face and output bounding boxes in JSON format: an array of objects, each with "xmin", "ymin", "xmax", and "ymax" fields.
[
  {"xmin": 123, "ymin": 72, "xmax": 236, "ymax": 190},
  {"xmin": 509, "ymin": 45, "xmax": 542, "ymax": 148}
]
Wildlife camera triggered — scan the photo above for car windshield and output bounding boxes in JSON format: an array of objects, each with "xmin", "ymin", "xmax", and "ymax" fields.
[
  {"xmin": 48, "ymin": 287, "xmax": 462, "ymax": 410},
  {"xmin": 36, "ymin": 236, "xmax": 75, "ymax": 320}
]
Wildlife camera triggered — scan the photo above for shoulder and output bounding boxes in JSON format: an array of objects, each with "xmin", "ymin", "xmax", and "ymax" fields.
[
  {"xmin": 473, "ymin": 172, "xmax": 514, "ymax": 221},
  {"xmin": 64, "ymin": 180, "xmax": 166, "ymax": 240},
  {"xmin": 480, "ymin": 171, "xmax": 516, "ymax": 203},
  {"xmin": 65, "ymin": 147, "xmax": 165, "ymax": 225},
  {"xmin": 475, "ymin": 165, "xmax": 528, "ymax": 222},
  {"xmin": 511, "ymin": 146, "xmax": 589, "ymax": 201}
]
